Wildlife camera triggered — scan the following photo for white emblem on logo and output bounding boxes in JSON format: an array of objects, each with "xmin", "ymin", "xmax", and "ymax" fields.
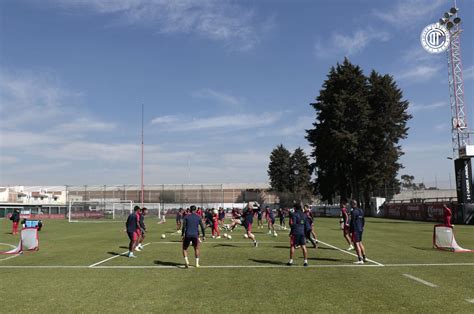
[{"xmin": 421, "ymin": 23, "xmax": 450, "ymax": 54}]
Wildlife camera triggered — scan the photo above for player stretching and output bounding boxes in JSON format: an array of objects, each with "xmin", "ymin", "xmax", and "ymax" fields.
[
  {"xmin": 125, "ymin": 206, "xmax": 141, "ymax": 258},
  {"xmin": 243, "ymin": 203, "xmax": 258, "ymax": 247},
  {"xmin": 304, "ymin": 205, "xmax": 318, "ymax": 248},
  {"xmin": 182, "ymin": 205, "xmax": 206, "ymax": 268},
  {"xmin": 350, "ymin": 200, "xmax": 367, "ymax": 264},
  {"xmin": 265, "ymin": 206, "xmax": 276, "ymax": 236},
  {"xmin": 340, "ymin": 201, "xmax": 353, "ymax": 250},
  {"xmin": 287, "ymin": 203, "xmax": 310, "ymax": 266},
  {"xmin": 136, "ymin": 207, "xmax": 147, "ymax": 251}
]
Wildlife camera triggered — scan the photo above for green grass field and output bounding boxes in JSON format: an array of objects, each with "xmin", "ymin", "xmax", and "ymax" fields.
[{"xmin": 1, "ymin": 217, "xmax": 473, "ymax": 313}]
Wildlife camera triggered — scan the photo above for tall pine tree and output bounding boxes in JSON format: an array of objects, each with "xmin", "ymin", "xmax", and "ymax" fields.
[{"xmin": 306, "ymin": 59, "xmax": 410, "ymax": 207}]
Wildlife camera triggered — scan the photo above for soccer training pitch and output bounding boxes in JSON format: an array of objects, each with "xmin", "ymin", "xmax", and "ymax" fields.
[{"xmin": 1, "ymin": 217, "xmax": 473, "ymax": 313}]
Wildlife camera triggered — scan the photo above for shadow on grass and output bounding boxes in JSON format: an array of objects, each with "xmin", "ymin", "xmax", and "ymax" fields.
[
  {"xmin": 273, "ymin": 245, "xmax": 333, "ymax": 250},
  {"xmin": 412, "ymin": 246, "xmax": 436, "ymax": 251},
  {"xmin": 119, "ymin": 246, "xmax": 128, "ymax": 249},
  {"xmin": 308, "ymin": 257, "xmax": 346, "ymax": 262},
  {"xmin": 214, "ymin": 244, "xmax": 238, "ymax": 248},
  {"xmin": 248, "ymin": 258, "xmax": 286, "ymax": 265},
  {"xmin": 154, "ymin": 260, "xmax": 181, "ymax": 266},
  {"xmin": 107, "ymin": 251, "xmax": 127, "ymax": 257}
]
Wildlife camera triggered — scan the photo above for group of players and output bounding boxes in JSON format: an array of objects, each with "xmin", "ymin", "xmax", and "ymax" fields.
[{"xmin": 125, "ymin": 200, "xmax": 367, "ymax": 267}]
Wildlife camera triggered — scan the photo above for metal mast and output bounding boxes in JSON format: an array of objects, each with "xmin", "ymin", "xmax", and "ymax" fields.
[{"xmin": 443, "ymin": 4, "xmax": 469, "ymax": 157}]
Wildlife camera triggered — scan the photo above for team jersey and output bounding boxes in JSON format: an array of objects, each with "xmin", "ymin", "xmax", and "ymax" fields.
[
  {"xmin": 244, "ymin": 209, "xmax": 254, "ymax": 224},
  {"xmin": 290, "ymin": 211, "xmax": 309, "ymax": 236},
  {"xmin": 182, "ymin": 213, "xmax": 206, "ymax": 238},
  {"xmin": 139, "ymin": 213, "xmax": 146, "ymax": 231},
  {"xmin": 266, "ymin": 209, "xmax": 275, "ymax": 220},
  {"xmin": 349, "ymin": 207, "xmax": 365, "ymax": 233},
  {"xmin": 232, "ymin": 209, "xmax": 241, "ymax": 219},
  {"xmin": 305, "ymin": 211, "xmax": 314, "ymax": 225},
  {"xmin": 341, "ymin": 207, "xmax": 349, "ymax": 225},
  {"xmin": 125, "ymin": 212, "xmax": 139, "ymax": 233}
]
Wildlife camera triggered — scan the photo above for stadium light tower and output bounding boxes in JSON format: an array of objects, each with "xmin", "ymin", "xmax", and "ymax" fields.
[{"xmin": 421, "ymin": 1, "xmax": 474, "ymax": 224}]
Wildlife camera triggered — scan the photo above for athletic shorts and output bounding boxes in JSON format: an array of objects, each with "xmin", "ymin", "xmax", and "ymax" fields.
[
  {"xmin": 343, "ymin": 226, "xmax": 350, "ymax": 234},
  {"xmin": 244, "ymin": 222, "xmax": 252, "ymax": 233},
  {"xmin": 352, "ymin": 231, "xmax": 363, "ymax": 243},
  {"xmin": 183, "ymin": 237, "xmax": 199, "ymax": 250},
  {"xmin": 127, "ymin": 231, "xmax": 138, "ymax": 241},
  {"xmin": 290, "ymin": 234, "xmax": 306, "ymax": 247},
  {"xmin": 269, "ymin": 218, "xmax": 275, "ymax": 225}
]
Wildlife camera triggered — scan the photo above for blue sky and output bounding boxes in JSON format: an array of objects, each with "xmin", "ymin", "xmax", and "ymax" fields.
[{"xmin": 0, "ymin": 0, "xmax": 473, "ymax": 188}]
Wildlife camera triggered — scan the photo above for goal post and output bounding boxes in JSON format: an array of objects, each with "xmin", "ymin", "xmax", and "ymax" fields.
[{"xmin": 68, "ymin": 200, "xmax": 133, "ymax": 223}]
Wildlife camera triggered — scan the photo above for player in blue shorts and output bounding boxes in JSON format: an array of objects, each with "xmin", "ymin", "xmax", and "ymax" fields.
[
  {"xmin": 182, "ymin": 205, "xmax": 206, "ymax": 268},
  {"xmin": 349, "ymin": 200, "xmax": 366, "ymax": 264},
  {"xmin": 287, "ymin": 203, "xmax": 310, "ymax": 266},
  {"xmin": 242, "ymin": 203, "xmax": 258, "ymax": 247},
  {"xmin": 125, "ymin": 206, "xmax": 141, "ymax": 258}
]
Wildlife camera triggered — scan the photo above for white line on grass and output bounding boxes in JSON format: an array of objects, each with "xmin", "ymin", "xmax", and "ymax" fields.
[
  {"xmin": 402, "ymin": 274, "xmax": 438, "ymax": 288},
  {"xmin": 88, "ymin": 242, "xmax": 151, "ymax": 268},
  {"xmin": 466, "ymin": 299, "xmax": 474, "ymax": 304},
  {"xmin": 386, "ymin": 263, "xmax": 474, "ymax": 267},
  {"xmin": 0, "ymin": 243, "xmax": 21, "ymax": 262},
  {"xmin": 317, "ymin": 240, "xmax": 385, "ymax": 266}
]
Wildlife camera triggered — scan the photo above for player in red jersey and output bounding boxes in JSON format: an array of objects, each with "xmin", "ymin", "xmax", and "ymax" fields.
[
  {"xmin": 229, "ymin": 208, "xmax": 243, "ymax": 232},
  {"xmin": 443, "ymin": 204, "xmax": 453, "ymax": 227},
  {"xmin": 212, "ymin": 209, "xmax": 221, "ymax": 239},
  {"xmin": 340, "ymin": 201, "xmax": 353, "ymax": 250},
  {"xmin": 265, "ymin": 206, "xmax": 276, "ymax": 235}
]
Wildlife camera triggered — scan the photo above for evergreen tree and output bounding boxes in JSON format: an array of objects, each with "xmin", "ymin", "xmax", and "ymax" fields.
[
  {"xmin": 306, "ymin": 58, "xmax": 411, "ymax": 207},
  {"xmin": 268, "ymin": 144, "xmax": 292, "ymax": 193},
  {"xmin": 290, "ymin": 147, "xmax": 313, "ymax": 204}
]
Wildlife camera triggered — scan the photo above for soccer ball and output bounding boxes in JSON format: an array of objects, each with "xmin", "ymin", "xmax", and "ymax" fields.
[
  {"xmin": 223, "ymin": 233, "xmax": 228, "ymax": 238},
  {"xmin": 227, "ymin": 235, "xmax": 232, "ymax": 240},
  {"xmin": 161, "ymin": 234, "xmax": 166, "ymax": 239},
  {"xmin": 244, "ymin": 234, "xmax": 249, "ymax": 239}
]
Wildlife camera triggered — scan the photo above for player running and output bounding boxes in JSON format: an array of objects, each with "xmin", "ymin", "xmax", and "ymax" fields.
[
  {"xmin": 125, "ymin": 206, "xmax": 141, "ymax": 258},
  {"xmin": 265, "ymin": 206, "xmax": 276, "ymax": 236},
  {"xmin": 304, "ymin": 204, "xmax": 318, "ymax": 248},
  {"xmin": 136, "ymin": 207, "xmax": 147, "ymax": 251},
  {"xmin": 340, "ymin": 201, "xmax": 353, "ymax": 250},
  {"xmin": 243, "ymin": 203, "xmax": 258, "ymax": 247},
  {"xmin": 182, "ymin": 205, "xmax": 206, "ymax": 268},
  {"xmin": 349, "ymin": 200, "xmax": 367, "ymax": 264},
  {"xmin": 229, "ymin": 208, "xmax": 243, "ymax": 232},
  {"xmin": 287, "ymin": 203, "xmax": 310, "ymax": 266},
  {"xmin": 278, "ymin": 208, "xmax": 287, "ymax": 230}
]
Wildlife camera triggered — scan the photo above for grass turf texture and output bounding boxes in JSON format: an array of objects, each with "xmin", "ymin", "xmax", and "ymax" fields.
[{"xmin": 1, "ymin": 217, "xmax": 473, "ymax": 313}]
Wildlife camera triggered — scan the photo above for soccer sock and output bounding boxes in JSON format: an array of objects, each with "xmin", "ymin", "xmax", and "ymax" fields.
[
  {"xmin": 304, "ymin": 259, "xmax": 308, "ymax": 264},
  {"xmin": 184, "ymin": 256, "xmax": 189, "ymax": 264},
  {"xmin": 196, "ymin": 258, "xmax": 200, "ymax": 265}
]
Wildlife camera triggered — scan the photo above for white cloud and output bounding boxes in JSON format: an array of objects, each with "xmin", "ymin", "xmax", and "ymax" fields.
[
  {"xmin": 409, "ymin": 101, "xmax": 447, "ymax": 112},
  {"xmin": 373, "ymin": 0, "xmax": 445, "ymax": 27},
  {"xmin": 315, "ymin": 27, "xmax": 390, "ymax": 58},
  {"xmin": 395, "ymin": 64, "xmax": 442, "ymax": 81},
  {"xmin": 151, "ymin": 112, "xmax": 282, "ymax": 132},
  {"xmin": 463, "ymin": 65, "xmax": 474, "ymax": 80},
  {"xmin": 191, "ymin": 88, "xmax": 243, "ymax": 108},
  {"xmin": 48, "ymin": 0, "xmax": 273, "ymax": 51}
]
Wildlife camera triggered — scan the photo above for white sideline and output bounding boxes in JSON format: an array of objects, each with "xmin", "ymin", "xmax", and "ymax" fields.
[
  {"xmin": 0, "ymin": 262, "xmax": 473, "ymax": 269},
  {"xmin": 466, "ymin": 299, "xmax": 474, "ymax": 304},
  {"xmin": 0, "ymin": 243, "xmax": 21, "ymax": 262},
  {"xmin": 88, "ymin": 242, "xmax": 151, "ymax": 268},
  {"xmin": 317, "ymin": 240, "xmax": 385, "ymax": 266},
  {"xmin": 403, "ymin": 274, "xmax": 438, "ymax": 288}
]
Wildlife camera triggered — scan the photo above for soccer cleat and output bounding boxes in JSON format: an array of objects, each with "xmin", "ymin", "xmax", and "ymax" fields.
[
  {"xmin": 195, "ymin": 262, "xmax": 200, "ymax": 268},
  {"xmin": 254, "ymin": 241, "xmax": 258, "ymax": 247},
  {"xmin": 303, "ymin": 262, "xmax": 308, "ymax": 267},
  {"xmin": 347, "ymin": 245, "xmax": 354, "ymax": 251},
  {"xmin": 128, "ymin": 253, "xmax": 137, "ymax": 258},
  {"xmin": 287, "ymin": 261, "xmax": 293, "ymax": 266},
  {"xmin": 363, "ymin": 257, "xmax": 367, "ymax": 263},
  {"xmin": 353, "ymin": 260, "xmax": 364, "ymax": 264},
  {"xmin": 217, "ymin": 236, "xmax": 221, "ymax": 239},
  {"xmin": 135, "ymin": 246, "xmax": 141, "ymax": 251},
  {"xmin": 185, "ymin": 263, "xmax": 189, "ymax": 269},
  {"xmin": 268, "ymin": 230, "xmax": 272, "ymax": 235}
]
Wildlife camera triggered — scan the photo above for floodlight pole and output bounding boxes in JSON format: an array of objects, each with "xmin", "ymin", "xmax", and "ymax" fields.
[{"xmin": 141, "ymin": 104, "xmax": 144, "ymax": 207}]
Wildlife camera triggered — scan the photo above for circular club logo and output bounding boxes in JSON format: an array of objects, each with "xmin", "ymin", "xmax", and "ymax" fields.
[{"xmin": 420, "ymin": 23, "xmax": 450, "ymax": 54}]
